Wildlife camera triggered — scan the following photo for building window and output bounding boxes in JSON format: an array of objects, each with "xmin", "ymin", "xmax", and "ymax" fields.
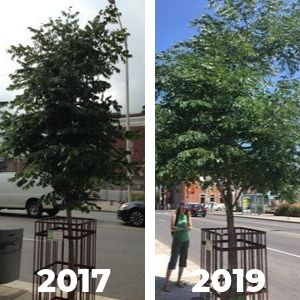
[
  {"xmin": 200, "ymin": 195, "xmax": 205, "ymax": 203},
  {"xmin": 210, "ymin": 195, "xmax": 215, "ymax": 202}
]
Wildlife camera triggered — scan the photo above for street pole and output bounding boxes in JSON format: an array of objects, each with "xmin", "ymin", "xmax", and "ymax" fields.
[{"xmin": 107, "ymin": 0, "xmax": 131, "ymax": 202}]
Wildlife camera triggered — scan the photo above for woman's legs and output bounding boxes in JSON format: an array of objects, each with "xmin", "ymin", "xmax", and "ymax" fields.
[
  {"xmin": 177, "ymin": 267, "xmax": 184, "ymax": 285},
  {"xmin": 163, "ymin": 239, "xmax": 181, "ymax": 291},
  {"xmin": 162, "ymin": 268, "xmax": 172, "ymax": 291},
  {"xmin": 177, "ymin": 241, "xmax": 189, "ymax": 286}
]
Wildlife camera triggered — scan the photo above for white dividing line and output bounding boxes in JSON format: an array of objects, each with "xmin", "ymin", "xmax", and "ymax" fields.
[
  {"xmin": 267, "ymin": 247, "xmax": 300, "ymax": 259},
  {"xmin": 23, "ymin": 238, "xmax": 34, "ymax": 241},
  {"xmin": 192, "ymin": 227, "xmax": 201, "ymax": 231}
]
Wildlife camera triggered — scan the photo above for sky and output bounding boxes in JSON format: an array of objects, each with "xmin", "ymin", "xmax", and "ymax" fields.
[
  {"xmin": 0, "ymin": 0, "xmax": 144, "ymax": 114},
  {"xmin": 156, "ymin": 0, "xmax": 209, "ymax": 53},
  {"xmin": 156, "ymin": 0, "xmax": 299, "ymax": 82}
]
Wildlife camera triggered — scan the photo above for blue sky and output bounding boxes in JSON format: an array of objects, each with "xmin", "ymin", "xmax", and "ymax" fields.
[
  {"xmin": 156, "ymin": 0, "xmax": 209, "ymax": 53},
  {"xmin": 156, "ymin": 0, "xmax": 299, "ymax": 82}
]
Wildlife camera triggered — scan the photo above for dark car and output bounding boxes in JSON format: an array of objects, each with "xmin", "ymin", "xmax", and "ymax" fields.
[
  {"xmin": 187, "ymin": 203, "xmax": 207, "ymax": 217},
  {"xmin": 117, "ymin": 201, "xmax": 145, "ymax": 227}
]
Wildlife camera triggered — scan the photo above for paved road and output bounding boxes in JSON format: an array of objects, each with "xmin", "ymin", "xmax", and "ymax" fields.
[
  {"xmin": 0, "ymin": 210, "xmax": 144, "ymax": 300},
  {"xmin": 156, "ymin": 211, "xmax": 300, "ymax": 300}
]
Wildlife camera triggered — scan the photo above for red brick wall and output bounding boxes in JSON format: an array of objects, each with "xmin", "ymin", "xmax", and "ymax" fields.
[
  {"xmin": 131, "ymin": 126, "xmax": 145, "ymax": 163},
  {"xmin": 114, "ymin": 126, "xmax": 145, "ymax": 165},
  {"xmin": 180, "ymin": 182, "xmax": 223, "ymax": 204}
]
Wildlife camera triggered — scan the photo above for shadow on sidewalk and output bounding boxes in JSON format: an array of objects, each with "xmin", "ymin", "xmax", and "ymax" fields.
[{"xmin": 155, "ymin": 275, "xmax": 205, "ymax": 300}]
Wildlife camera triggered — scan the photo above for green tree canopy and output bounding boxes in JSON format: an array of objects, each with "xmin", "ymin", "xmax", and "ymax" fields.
[
  {"xmin": 0, "ymin": 6, "xmax": 131, "ymax": 212},
  {"xmin": 156, "ymin": 0, "xmax": 300, "ymax": 272},
  {"xmin": 157, "ymin": 0, "xmax": 300, "ymax": 203}
]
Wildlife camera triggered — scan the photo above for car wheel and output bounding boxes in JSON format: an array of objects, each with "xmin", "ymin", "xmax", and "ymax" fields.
[
  {"xmin": 46, "ymin": 208, "xmax": 59, "ymax": 217},
  {"xmin": 27, "ymin": 201, "xmax": 43, "ymax": 218},
  {"xmin": 129, "ymin": 210, "xmax": 145, "ymax": 227}
]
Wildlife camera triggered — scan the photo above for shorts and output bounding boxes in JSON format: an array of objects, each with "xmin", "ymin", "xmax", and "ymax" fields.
[{"xmin": 167, "ymin": 238, "xmax": 190, "ymax": 270}]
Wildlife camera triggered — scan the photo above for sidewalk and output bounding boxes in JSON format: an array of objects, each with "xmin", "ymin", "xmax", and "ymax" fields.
[
  {"xmin": 0, "ymin": 281, "xmax": 30, "ymax": 300},
  {"xmin": 0, "ymin": 201, "xmax": 119, "ymax": 299},
  {"xmin": 155, "ymin": 211, "xmax": 300, "ymax": 299},
  {"xmin": 93, "ymin": 200, "xmax": 120, "ymax": 213},
  {"xmin": 155, "ymin": 240, "xmax": 202, "ymax": 300},
  {"xmin": 209, "ymin": 211, "xmax": 300, "ymax": 223},
  {"xmin": 0, "ymin": 281, "xmax": 118, "ymax": 300}
]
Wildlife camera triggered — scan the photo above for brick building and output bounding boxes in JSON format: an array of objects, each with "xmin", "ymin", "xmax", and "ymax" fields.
[{"xmin": 163, "ymin": 182, "xmax": 223, "ymax": 208}]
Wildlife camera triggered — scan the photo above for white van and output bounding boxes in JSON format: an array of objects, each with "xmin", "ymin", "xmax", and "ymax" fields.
[{"xmin": 0, "ymin": 172, "xmax": 62, "ymax": 217}]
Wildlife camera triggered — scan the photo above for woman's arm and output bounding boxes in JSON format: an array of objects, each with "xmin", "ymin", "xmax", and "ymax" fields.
[
  {"xmin": 187, "ymin": 212, "xmax": 192, "ymax": 231},
  {"xmin": 170, "ymin": 214, "xmax": 176, "ymax": 231}
]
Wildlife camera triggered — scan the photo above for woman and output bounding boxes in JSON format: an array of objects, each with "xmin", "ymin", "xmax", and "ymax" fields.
[{"xmin": 162, "ymin": 201, "xmax": 192, "ymax": 292}]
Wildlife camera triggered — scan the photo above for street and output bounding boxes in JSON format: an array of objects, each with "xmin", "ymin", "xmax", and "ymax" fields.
[
  {"xmin": 0, "ymin": 209, "xmax": 145, "ymax": 300},
  {"xmin": 156, "ymin": 210, "xmax": 300, "ymax": 300}
]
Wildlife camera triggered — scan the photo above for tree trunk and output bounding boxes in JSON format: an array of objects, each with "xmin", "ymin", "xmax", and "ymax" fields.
[
  {"xmin": 224, "ymin": 189, "xmax": 240, "ymax": 299},
  {"xmin": 225, "ymin": 203, "xmax": 237, "ymax": 271},
  {"xmin": 66, "ymin": 207, "xmax": 75, "ymax": 300},
  {"xmin": 223, "ymin": 184, "xmax": 237, "ymax": 270}
]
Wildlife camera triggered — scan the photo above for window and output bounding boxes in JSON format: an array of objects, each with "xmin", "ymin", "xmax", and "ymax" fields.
[{"xmin": 200, "ymin": 195, "xmax": 205, "ymax": 203}]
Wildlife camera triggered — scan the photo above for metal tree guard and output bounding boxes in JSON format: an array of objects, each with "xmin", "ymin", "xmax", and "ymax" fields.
[
  {"xmin": 197, "ymin": 227, "xmax": 268, "ymax": 300},
  {"xmin": 32, "ymin": 217, "xmax": 97, "ymax": 300}
]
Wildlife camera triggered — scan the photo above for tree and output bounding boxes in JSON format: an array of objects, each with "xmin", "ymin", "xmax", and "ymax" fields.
[
  {"xmin": 156, "ymin": 0, "xmax": 300, "ymax": 278},
  {"xmin": 0, "ymin": 5, "xmax": 131, "ymax": 298}
]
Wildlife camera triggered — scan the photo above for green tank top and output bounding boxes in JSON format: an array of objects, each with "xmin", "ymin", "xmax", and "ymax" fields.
[{"xmin": 173, "ymin": 214, "xmax": 190, "ymax": 242}]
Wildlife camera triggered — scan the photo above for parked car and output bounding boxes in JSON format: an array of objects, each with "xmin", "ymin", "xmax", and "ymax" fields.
[
  {"xmin": 209, "ymin": 202, "xmax": 225, "ymax": 211},
  {"xmin": 117, "ymin": 201, "xmax": 145, "ymax": 227},
  {"xmin": 0, "ymin": 172, "xmax": 62, "ymax": 218},
  {"xmin": 187, "ymin": 203, "xmax": 207, "ymax": 217}
]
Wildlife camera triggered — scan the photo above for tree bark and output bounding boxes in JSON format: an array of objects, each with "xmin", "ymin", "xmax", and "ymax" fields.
[
  {"xmin": 225, "ymin": 201, "xmax": 237, "ymax": 271},
  {"xmin": 224, "ymin": 186, "xmax": 239, "ymax": 299}
]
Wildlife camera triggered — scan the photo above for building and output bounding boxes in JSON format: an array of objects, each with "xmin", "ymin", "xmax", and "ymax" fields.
[
  {"xmin": 168, "ymin": 182, "xmax": 223, "ymax": 206},
  {"xmin": 112, "ymin": 108, "xmax": 145, "ymax": 199}
]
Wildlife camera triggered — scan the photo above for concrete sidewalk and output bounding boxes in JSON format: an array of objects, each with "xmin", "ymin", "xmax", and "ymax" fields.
[
  {"xmin": 155, "ymin": 240, "xmax": 202, "ymax": 300},
  {"xmin": 209, "ymin": 211, "xmax": 300, "ymax": 223},
  {"xmin": 0, "ymin": 280, "xmax": 118, "ymax": 300},
  {"xmin": 0, "ymin": 281, "xmax": 30, "ymax": 300},
  {"xmin": 0, "ymin": 201, "xmax": 121, "ymax": 300},
  {"xmin": 93, "ymin": 200, "xmax": 120, "ymax": 213},
  {"xmin": 155, "ymin": 211, "xmax": 300, "ymax": 299}
]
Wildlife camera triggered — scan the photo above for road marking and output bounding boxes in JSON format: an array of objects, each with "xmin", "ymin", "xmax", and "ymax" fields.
[
  {"xmin": 23, "ymin": 238, "xmax": 34, "ymax": 241},
  {"xmin": 193, "ymin": 218, "xmax": 224, "ymax": 224},
  {"xmin": 192, "ymin": 228, "xmax": 201, "ymax": 231},
  {"xmin": 269, "ymin": 230, "xmax": 300, "ymax": 238},
  {"xmin": 156, "ymin": 218, "xmax": 167, "ymax": 223},
  {"xmin": 267, "ymin": 247, "xmax": 300, "ymax": 259}
]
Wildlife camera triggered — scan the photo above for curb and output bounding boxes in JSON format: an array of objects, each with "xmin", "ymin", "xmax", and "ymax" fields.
[
  {"xmin": 157, "ymin": 210, "xmax": 300, "ymax": 224},
  {"xmin": 209, "ymin": 212, "xmax": 300, "ymax": 224},
  {"xmin": 91, "ymin": 209, "xmax": 117, "ymax": 213}
]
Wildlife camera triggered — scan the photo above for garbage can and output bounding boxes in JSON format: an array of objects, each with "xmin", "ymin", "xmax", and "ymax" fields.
[{"xmin": 0, "ymin": 229, "xmax": 24, "ymax": 284}]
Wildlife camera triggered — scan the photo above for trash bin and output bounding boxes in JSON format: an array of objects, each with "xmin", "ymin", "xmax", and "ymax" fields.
[{"xmin": 0, "ymin": 229, "xmax": 24, "ymax": 284}]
